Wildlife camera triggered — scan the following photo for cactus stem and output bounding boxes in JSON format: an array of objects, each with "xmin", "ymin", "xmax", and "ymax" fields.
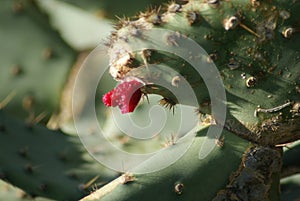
[{"xmin": 213, "ymin": 146, "xmax": 281, "ymax": 201}]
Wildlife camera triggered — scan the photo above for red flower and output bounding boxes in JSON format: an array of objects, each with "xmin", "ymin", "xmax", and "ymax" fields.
[
  {"xmin": 102, "ymin": 80, "xmax": 143, "ymax": 114},
  {"xmin": 102, "ymin": 90, "xmax": 114, "ymax": 107}
]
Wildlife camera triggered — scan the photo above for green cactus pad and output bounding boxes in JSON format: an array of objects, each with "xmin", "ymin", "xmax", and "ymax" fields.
[
  {"xmin": 106, "ymin": 0, "xmax": 300, "ymax": 145},
  {"xmin": 0, "ymin": 110, "xmax": 117, "ymax": 201},
  {"xmin": 80, "ymin": 127, "xmax": 250, "ymax": 201},
  {"xmin": 0, "ymin": 180, "xmax": 54, "ymax": 201},
  {"xmin": 280, "ymin": 173, "xmax": 300, "ymax": 201},
  {"xmin": 0, "ymin": 0, "xmax": 76, "ymax": 120},
  {"xmin": 282, "ymin": 141, "xmax": 300, "ymax": 178}
]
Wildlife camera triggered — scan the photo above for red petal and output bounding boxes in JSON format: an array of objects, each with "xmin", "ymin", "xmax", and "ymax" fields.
[
  {"xmin": 102, "ymin": 90, "xmax": 114, "ymax": 107},
  {"xmin": 102, "ymin": 80, "xmax": 143, "ymax": 114},
  {"xmin": 120, "ymin": 89, "xmax": 142, "ymax": 114}
]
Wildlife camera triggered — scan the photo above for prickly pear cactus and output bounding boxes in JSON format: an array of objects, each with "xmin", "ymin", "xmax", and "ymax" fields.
[
  {"xmin": 82, "ymin": 0, "xmax": 300, "ymax": 200},
  {"xmin": 0, "ymin": 110, "xmax": 118, "ymax": 200},
  {"xmin": 0, "ymin": 0, "xmax": 76, "ymax": 120},
  {"xmin": 104, "ymin": 0, "xmax": 300, "ymax": 145},
  {"xmin": 1, "ymin": 0, "xmax": 300, "ymax": 200},
  {"xmin": 0, "ymin": 180, "xmax": 53, "ymax": 201}
]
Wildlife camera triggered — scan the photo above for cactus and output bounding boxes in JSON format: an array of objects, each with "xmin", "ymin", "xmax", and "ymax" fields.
[
  {"xmin": 0, "ymin": 110, "xmax": 118, "ymax": 200},
  {"xmin": 105, "ymin": 0, "xmax": 300, "ymax": 145},
  {"xmin": 81, "ymin": 127, "xmax": 252, "ymax": 201},
  {"xmin": 90, "ymin": 0, "xmax": 300, "ymax": 200},
  {"xmin": 0, "ymin": 180, "xmax": 53, "ymax": 201},
  {"xmin": 1, "ymin": 0, "xmax": 300, "ymax": 200},
  {"xmin": 61, "ymin": 0, "xmax": 166, "ymax": 19},
  {"xmin": 282, "ymin": 141, "xmax": 300, "ymax": 178},
  {"xmin": 0, "ymin": 0, "xmax": 76, "ymax": 121},
  {"xmin": 280, "ymin": 141, "xmax": 300, "ymax": 201},
  {"xmin": 280, "ymin": 173, "xmax": 300, "ymax": 201}
]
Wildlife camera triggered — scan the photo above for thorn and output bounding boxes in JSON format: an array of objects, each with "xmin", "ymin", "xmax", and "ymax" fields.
[
  {"xmin": 157, "ymin": 5, "xmax": 162, "ymax": 14},
  {"xmin": 90, "ymin": 183, "xmax": 99, "ymax": 193},
  {"xmin": 163, "ymin": 133, "xmax": 178, "ymax": 147},
  {"xmin": 275, "ymin": 142, "xmax": 294, "ymax": 148},
  {"xmin": 81, "ymin": 175, "xmax": 100, "ymax": 190},
  {"xmin": 159, "ymin": 98, "xmax": 176, "ymax": 115},
  {"xmin": 142, "ymin": 93, "xmax": 150, "ymax": 104},
  {"xmin": 0, "ymin": 91, "xmax": 16, "ymax": 109},
  {"xmin": 239, "ymin": 23, "xmax": 261, "ymax": 38},
  {"xmin": 254, "ymin": 101, "xmax": 293, "ymax": 117},
  {"xmin": 32, "ymin": 111, "xmax": 48, "ymax": 124},
  {"xmin": 140, "ymin": 49, "xmax": 151, "ymax": 68}
]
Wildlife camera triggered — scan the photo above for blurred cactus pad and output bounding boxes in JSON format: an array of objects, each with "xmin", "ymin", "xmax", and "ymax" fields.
[{"xmin": 1, "ymin": 0, "xmax": 300, "ymax": 201}]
